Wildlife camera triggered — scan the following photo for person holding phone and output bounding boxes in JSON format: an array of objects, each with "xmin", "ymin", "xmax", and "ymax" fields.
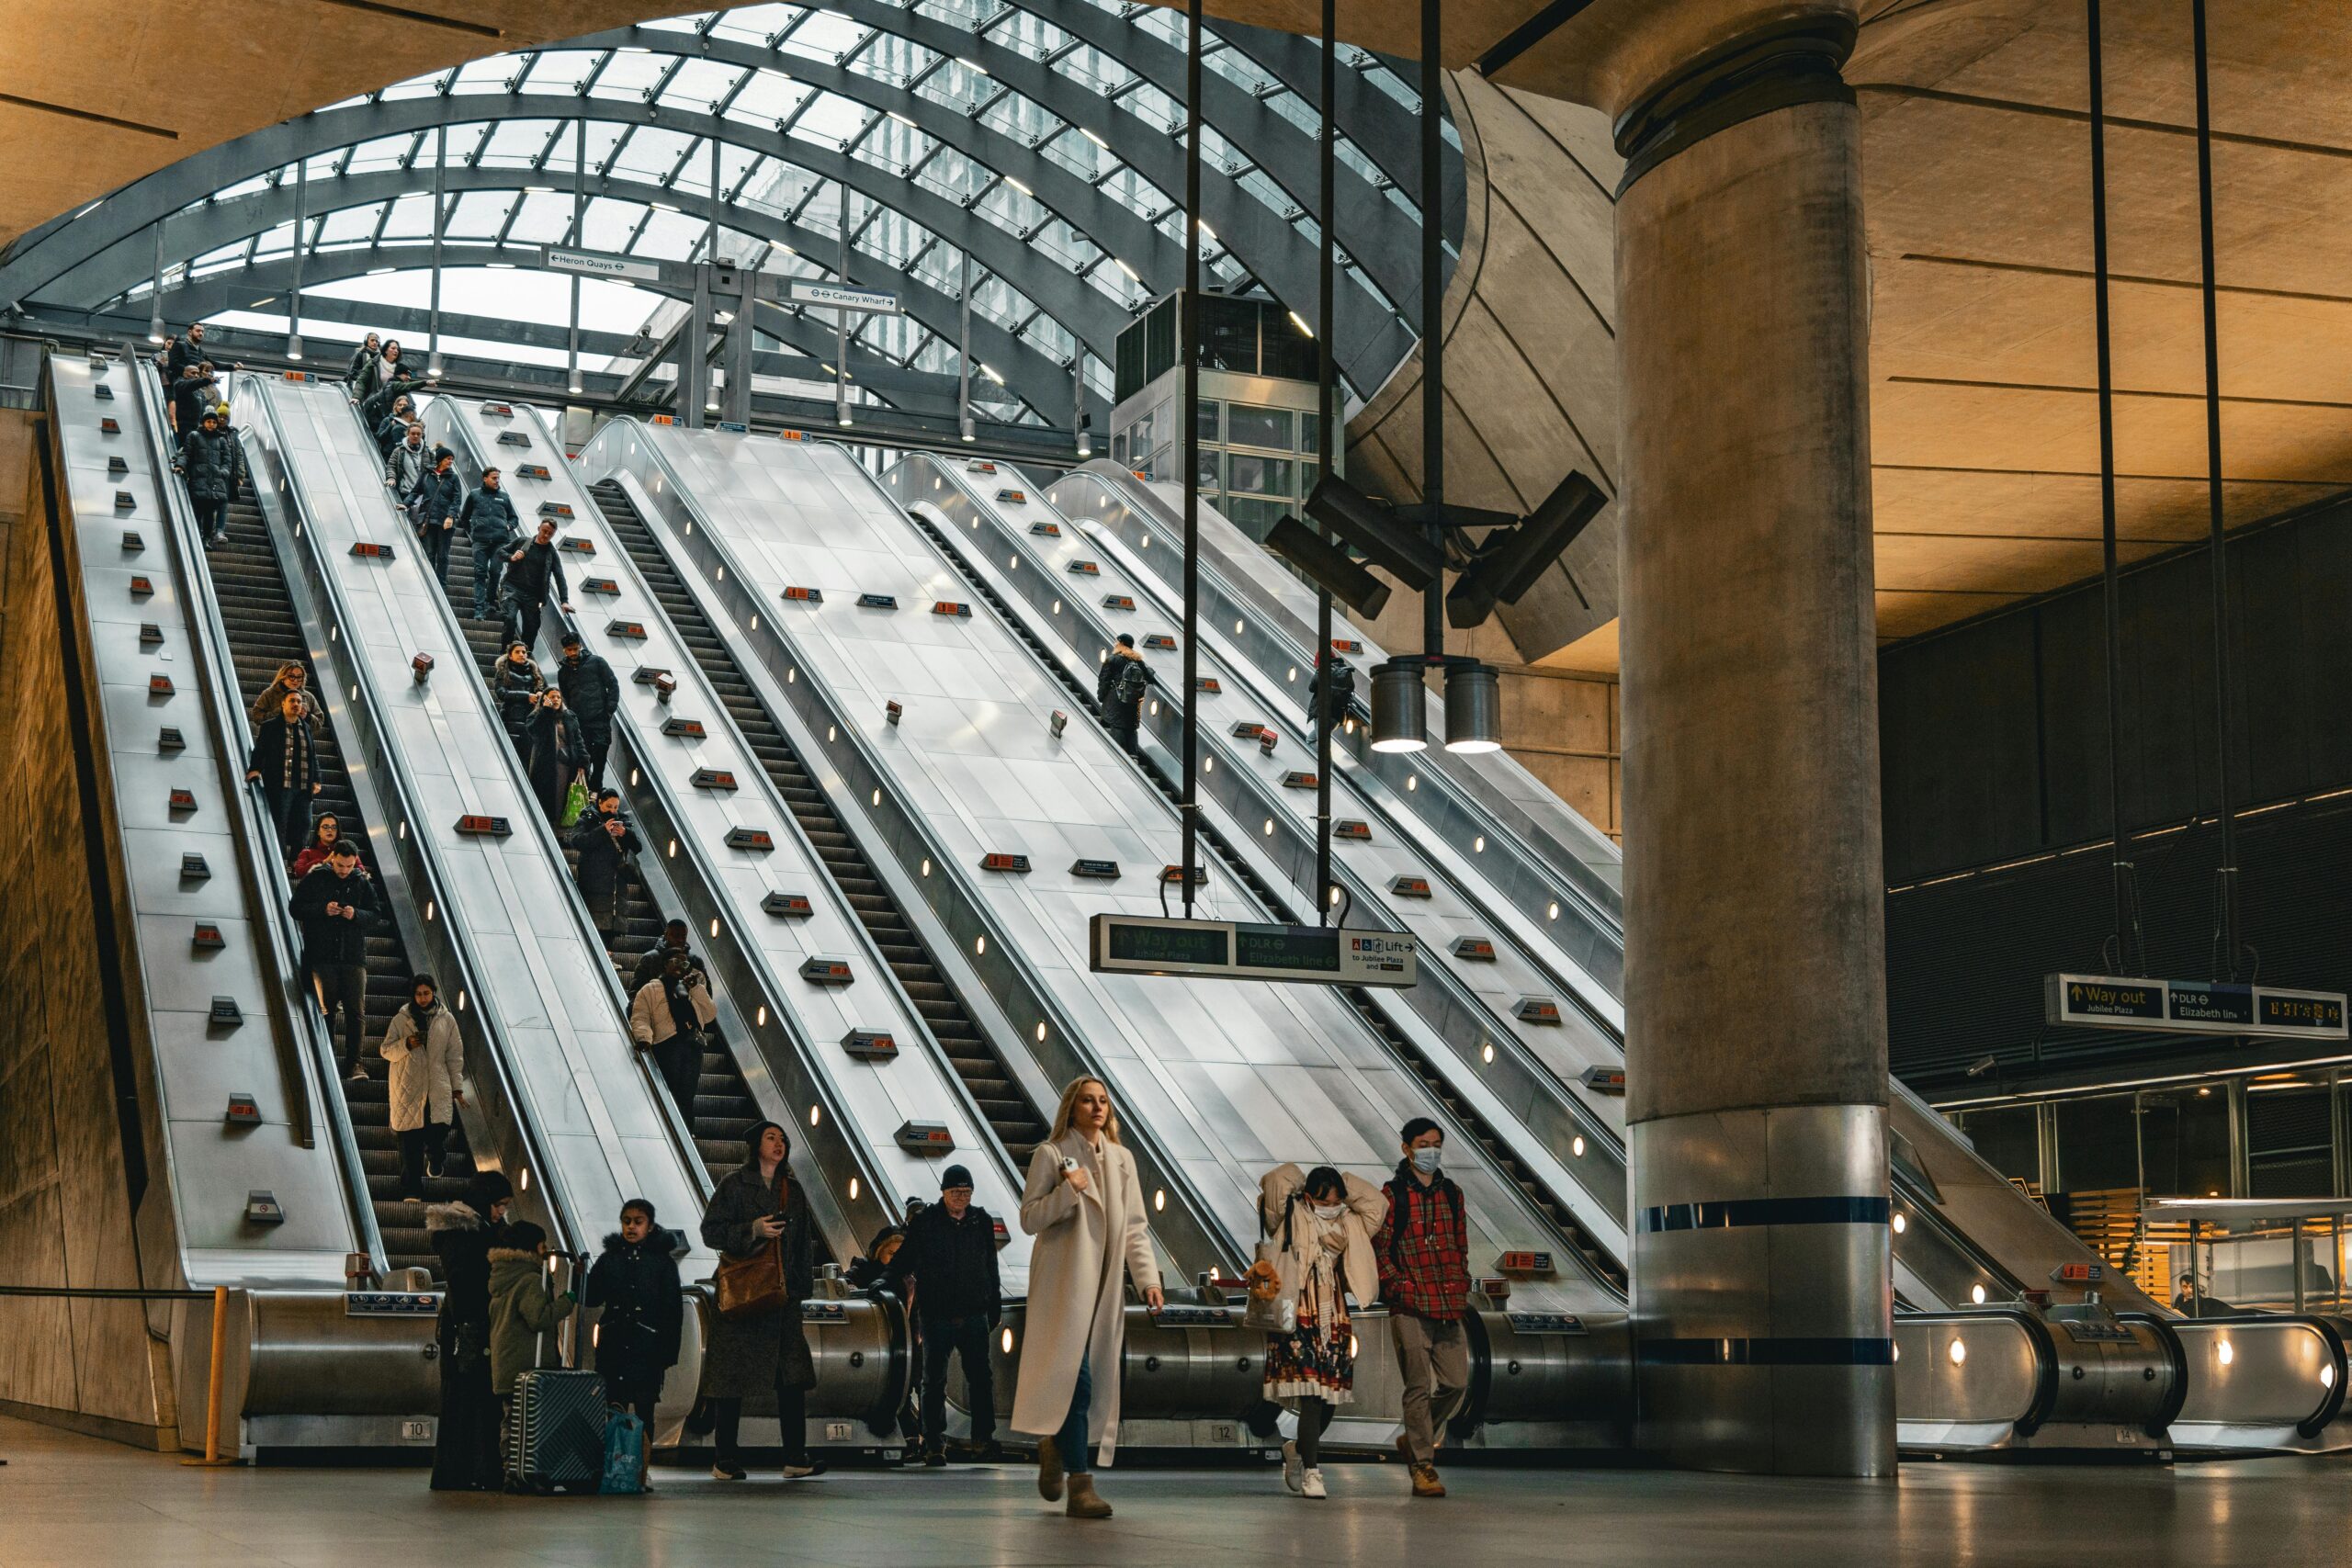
[
  {"xmin": 1015, "ymin": 1076, "xmax": 1163, "ymax": 1519},
  {"xmin": 697, "ymin": 1121, "xmax": 824, "ymax": 1483}
]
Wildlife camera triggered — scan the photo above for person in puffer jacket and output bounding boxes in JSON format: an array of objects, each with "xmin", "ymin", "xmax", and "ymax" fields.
[
  {"xmin": 379, "ymin": 974, "xmax": 463, "ymax": 1201},
  {"xmin": 582, "ymin": 1199, "xmax": 684, "ymax": 1440},
  {"xmin": 177, "ymin": 407, "xmax": 238, "ymax": 547},
  {"xmin": 458, "ymin": 468, "xmax": 520, "ymax": 621},
  {"xmin": 488, "ymin": 1220, "xmax": 571, "ymax": 1401}
]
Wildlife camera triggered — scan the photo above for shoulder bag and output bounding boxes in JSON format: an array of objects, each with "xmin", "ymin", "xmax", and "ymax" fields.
[{"xmin": 714, "ymin": 1170, "xmax": 791, "ymax": 1319}]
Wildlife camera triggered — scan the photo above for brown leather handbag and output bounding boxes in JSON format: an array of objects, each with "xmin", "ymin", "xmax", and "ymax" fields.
[{"xmin": 714, "ymin": 1172, "xmax": 791, "ymax": 1319}]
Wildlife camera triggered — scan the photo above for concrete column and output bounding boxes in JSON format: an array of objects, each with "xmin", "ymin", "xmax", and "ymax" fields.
[{"xmin": 1612, "ymin": 7, "xmax": 1892, "ymax": 1475}]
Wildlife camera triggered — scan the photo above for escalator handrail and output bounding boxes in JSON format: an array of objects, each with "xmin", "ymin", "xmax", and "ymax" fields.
[
  {"xmin": 585, "ymin": 420, "xmax": 1239, "ymax": 1280},
  {"xmin": 896, "ymin": 470, "xmax": 1630, "ymax": 1290},
  {"xmin": 235, "ymin": 372, "xmax": 583, "ymax": 1258},
  {"xmin": 134, "ymin": 361, "xmax": 388, "ymax": 1279},
  {"xmin": 408, "ymin": 396, "xmax": 717, "ymax": 1204}
]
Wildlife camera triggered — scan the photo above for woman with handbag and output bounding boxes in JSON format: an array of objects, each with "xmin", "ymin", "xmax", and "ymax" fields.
[
  {"xmin": 1014, "ymin": 1075, "xmax": 1164, "ymax": 1519},
  {"xmin": 1251, "ymin": 1164, "xmax": 1387, "ymax": 1499},
  {"xmin": 519, "ymin": 684, "xmax": 587, "ymax": 829},
  {"xmin": 698, "ymin": 1120, "xmax": 826, "ymax": 1482}
]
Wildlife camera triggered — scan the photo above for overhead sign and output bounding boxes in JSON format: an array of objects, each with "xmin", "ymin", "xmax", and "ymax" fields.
[
  {"xmin": 2045, "ymin": 973, "xmax": 2347, "ymax": 1041},
  {"xmin": 786, "ymin": 279, "xmax": 903, "ymax": 315},
  {"xmin": 544, "ymin": 246, "xmax": 664, "ymax": 284},
  {"xmin": 1090, "ymin": 915, "xmax": 1417, "ymax": 988}
]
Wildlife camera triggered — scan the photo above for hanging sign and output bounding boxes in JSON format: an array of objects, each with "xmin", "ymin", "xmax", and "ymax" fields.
[
  {"xmin": 786, "ymin": 279, "xmax": 903, "ymax": 315},
  {"xmin": 2044, "ymin": 973, "xmax": 2346, "ymax": 1040},
  {"xmin": 543, "ymin": 246, "xmax": 664, "ymax": 284}
]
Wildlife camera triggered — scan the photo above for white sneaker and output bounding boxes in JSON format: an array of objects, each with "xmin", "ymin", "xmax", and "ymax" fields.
[
  {"xmin": 1302, "ymin": 1468, "xmax": 1327, "ymax": 1500},
  {"xmin": 1282, "ymin": 1438, "xmax": 1304, "ymax": 1495}
]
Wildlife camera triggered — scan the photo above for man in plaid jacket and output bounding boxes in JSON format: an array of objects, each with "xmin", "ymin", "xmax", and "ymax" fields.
[{"xmin": 1374, "ymin": 1116, "xmax": 1470, "ymax": 1497}]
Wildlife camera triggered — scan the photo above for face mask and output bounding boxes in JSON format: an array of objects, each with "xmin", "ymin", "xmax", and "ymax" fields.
[
  {"xmin": 1411, "ymin": 1146, "xmax": 1442, "ymax": 1175},
  {"xmin": 1312, "ymin": 1203, "xmax": 1346, "ymax": 1222}
]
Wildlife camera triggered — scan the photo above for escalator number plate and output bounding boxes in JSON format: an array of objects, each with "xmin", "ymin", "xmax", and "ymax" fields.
[
  {"xmin": 456, "ymin": 815, "xmax": 513, "ymax": 836},
  {"xmin": 1282, "ymin": 772, "xmax": 1319, "ymax": 789},
  {"xmin": 1030, "ymin": 521, "xmax": 1060, "ymax": 536},
  {"xmin": 1143, "ymin": 634, "xmax": 1177, "ymax": 650},
  {"xmin": 799, "ymin": 955, "xmax": 853, "ymax": 984},
  {"xmin": 1160, "ymin": 864, "xmax": 1208, "ymax": 886},
  {"xmin": 1068, "ymin": 560, "xmax": 1100, "ymax": 576},
  {"xmin": 691, "ymin": 769, "xmax": 739, "ymax": 791},
  {"xmin": 150, "ymin": 674, "xmax": 175, "ymax": 696},
  {"xmin": 518, "ymin": 465, "xmax": 552, "ymax": 481},
  {"xmin": 996, "ymin": 489, "xmax": 1027, "ymax": 504},
  {"xmin": 1390, "ymin": 876, "xmax": 1431, "ymax": 897},
  {"xmin": 541, "ymin": 502, "xmax": 576, "ymax": 521},
  {"xmin": 842, "ymin": 1029, "xmax": 899, "ymax": 1060},
  {"xmin": 1231, "ymin": 723, "xmax": 1271, "ymax": 740},
  {"xmin": 583, "ymin": 578, "xmax": 619, "ymax": 596},
  {"xmin": 763, "ymin": 892, "xmax": 813, "ymax": 919},
  {"xmin": 1194, "ymin": 677, "xmax": 1220, "ymax": 694},
  {"xmin": 558, "ymin": 533, "xmax": 593, "ymax": 550},
  {"xmin": 662, "ymin": 717, "xmax": 706, "ymax": 739},
  {"xmin": 1102, "ymin": 595, "xmax": 1135, "ymax": 612},
  {"xmin": 484, "ymin": 404, "xmax": 514, "ymax": 417},
  {"xmin": 632, "ymin": 666, "xmax": 673, "ymax": 685},
  {"xmin": 1516, "ymin": 998, "xmax": 1562, "ymax": 1025},
  {"xmin": 1332, "ymin": 639, "xmax": 1363, "ymax": 655},
  {"xmin": 895, "ymin": 1122, "xmax": 955, "ymax": 1152},
  {"xmin": 607, "ymin": 620, "xmax": 648, "ymax": 639},
  {"xmin": 350, "ymin": 541, "xmax": 395, "ymax": 559},
  {"xmin": 191, "ymin": 922, "xmax": 224, "ymax": 948},
  {"xmin": 1335, "ymin": 820, "xmax": 1371, "ymax": 841},
  {"xmin": 497, "ymin": 431, "xmax": 532, "ymax": 447},
  {"xmin": 1452, "ymin": 938, "xmax": 1497, "ymax": 963},
  {"xmin": 1070, "ymin": 859, "xmax": 1121, "ymax": 879},
  {"xmin": 967, "ymin": 461, "xmax": 998, "ymax": 475},
  {"xmin": 1497, "ymin": 1251, "xmax": 1555, "ymax": 1276},
  {"xmin": 130, "ymin": 576, "xmax": 154, "ymax": 597},
  {"xmin": 858, "ymin": 592, "xmax": 899, "ymax": 610},
  {"xmin": 980, "ymin": 852, "xmax": 1031, "ymax": 873},
  {"xmin": 932, "ymin": 601, "xmax": 971, "ymax": 617},
  {"xmin": 783, "ymin": 586, "xmax": 823, "ymax": 603},
  {"xmin": 728, "ymin": 829, "xmax": 776, "ymax": 852}
]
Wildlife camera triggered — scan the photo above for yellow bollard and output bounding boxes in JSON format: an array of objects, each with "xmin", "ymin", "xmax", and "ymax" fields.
[{"xmin": 181, "ymin": 1285, "xmax": 240, "ymax": 1467}]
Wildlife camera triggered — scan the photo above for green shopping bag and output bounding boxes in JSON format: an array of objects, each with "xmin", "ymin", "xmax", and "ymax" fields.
[{"xmin": 559, "ymin": 777, "xmax": 590, "ymax": 829}]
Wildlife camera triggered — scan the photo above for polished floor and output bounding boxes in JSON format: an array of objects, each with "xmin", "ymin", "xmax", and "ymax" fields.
[{"xmin": 0, "ymin": 1416, "xmax": 2344, "ymax": 1566}]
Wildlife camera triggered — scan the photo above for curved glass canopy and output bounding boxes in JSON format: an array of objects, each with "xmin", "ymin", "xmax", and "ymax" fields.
[{"xmin": 2, "ymin": 2, "xmax": 1460, "ymax": 434}]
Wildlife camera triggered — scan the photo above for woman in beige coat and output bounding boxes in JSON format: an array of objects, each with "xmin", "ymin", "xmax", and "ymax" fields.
[{"xmin": 1015, "ymin": 1076, "xmax": 1163, "ymax": 1518}]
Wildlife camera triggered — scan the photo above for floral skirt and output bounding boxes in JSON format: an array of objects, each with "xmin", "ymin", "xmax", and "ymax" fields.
[{"xmin": 1263, "ymin": 1301, "xmax": 1354, "ymax": 1404}]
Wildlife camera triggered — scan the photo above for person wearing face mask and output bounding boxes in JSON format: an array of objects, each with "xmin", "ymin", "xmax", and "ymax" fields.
[
  {"xmin": 1374, "ymin": 1118, "xmax": 1470, "ymax": 1498},
  {"xmin": 1253, "ymin": 1163, "xmax": 1385, "ymax": 1499},
  {"xmin": 1015, "ymin": 1075, "xmax": 1163, "ymax": 1519}
]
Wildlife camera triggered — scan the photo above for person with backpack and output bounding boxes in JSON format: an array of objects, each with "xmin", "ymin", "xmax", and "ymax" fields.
[
  {"xmin": 698, "ymin": 1120, "xmax": 825, "ymax": 1482},
  {"xmin": 583, "ymin": 1196, "xmax": 684, "ymax": 1486},
  {"xmin": 881, "ymin": 1164, "xmax": 1005, "ymax": 1465},
  {"xmin": 556, "ymin": 632, "xmax": 621, "ymax": 792},
  {"xmin": 1095, "ymin": 633, "xmax": 1153, "ymax": 751},
  {"xmin": 1252, "ymin": 1163, "xmax": 1385, "ymax": 1499},
  {"xmin": 1374, "ymin": 1117, "xmax": 1470, "ymax": 1498},
  {"xmin": 379, "ymin": 973, "xmax": 463, "ymax": 1201},
  {"xmin": 458, "ymin": 467, "xmax": 520, "ymax": 621},
  {"xmin": 412, "ymin": 450, "xmax": 463, "ymax": 587},
  {"xmin": 176, "ymin": 405, "xmax": 238, "ymax": 548}
]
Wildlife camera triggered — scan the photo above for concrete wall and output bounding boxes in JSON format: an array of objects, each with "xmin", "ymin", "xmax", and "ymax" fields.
[
  {"xmin": 1344, "ymin": 71, "xmax": 1624, "ymax": 671},
  {"xmin": 0, "ymin": 405, "xmax": 174, "ymax": 1447}
]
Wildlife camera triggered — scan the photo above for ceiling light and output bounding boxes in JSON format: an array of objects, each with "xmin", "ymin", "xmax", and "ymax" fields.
[
  {"xmin": 1288, "ymin": 310, "xmax": 1313, "ymax": 337},
  {"xmin": 1443, "ymin": 662, "xmax": 1502, "ymax": 754},
  {"xmin": 1369, "ymin": 660, "xmax": 1426, "ymax": 753}
]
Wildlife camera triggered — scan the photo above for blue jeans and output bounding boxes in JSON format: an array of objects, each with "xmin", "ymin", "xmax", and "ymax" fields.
[{"xmin": 1055, "ymin": 1352, "xmax": 1092, "ymax": 1475}]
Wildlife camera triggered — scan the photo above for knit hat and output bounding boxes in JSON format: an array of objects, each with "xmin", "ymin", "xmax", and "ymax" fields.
[
  {"xmin": 940, "ymin": 1164, "xmax": 974, "ymax": 1192},
  {"xmin": 465, "ymin": 1169, "xmax": 514, "ymax": 1213}
]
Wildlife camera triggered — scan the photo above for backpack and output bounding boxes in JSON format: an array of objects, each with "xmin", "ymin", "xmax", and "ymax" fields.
[{"xmin": 1114, "ymin": 658, "xmax": 1153, "ymax": 705}]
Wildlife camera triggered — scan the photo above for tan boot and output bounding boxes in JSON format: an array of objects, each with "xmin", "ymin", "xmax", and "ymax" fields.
[
  {"xmin": 1066, "ymin": 1473, "xmax": 1114, "ymax": 1518},
  {"xmin": 1411, "ymin": 1462, "xmax": 1446, "ymax": 1499},
  {"xmin": 1035, "ymin": 1436, "xmax": 1064, "ymax": 1502}
]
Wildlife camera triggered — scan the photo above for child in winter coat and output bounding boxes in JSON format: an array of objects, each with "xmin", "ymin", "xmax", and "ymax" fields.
[
  {"xmin": 583, "ymin": 1199, "xmax": 684, "ymax": 1487},
  {"xmin": 488, "ymin": 1221, "xmax": 570, "ymax": 1401}
]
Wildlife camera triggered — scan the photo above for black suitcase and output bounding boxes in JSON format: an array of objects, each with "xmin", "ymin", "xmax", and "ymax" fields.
[{"xmin": 505, "ymin": 1254, "xmax": 607, "ymax": 1493}]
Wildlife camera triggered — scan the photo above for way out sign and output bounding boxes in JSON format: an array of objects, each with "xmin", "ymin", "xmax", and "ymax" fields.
[
  {"xmin": 2045, "ymin": 973, "xmax": 2347, "ymax": 1041},
  {"xmin": 787, "ymin": 279, "xmax": 902, "ymax": 315}
]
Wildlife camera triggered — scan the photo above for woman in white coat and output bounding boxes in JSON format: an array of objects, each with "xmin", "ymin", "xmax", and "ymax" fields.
[
  {"xmin": 1015, "ymin": 1075, "xmax": 1163, "ymax": 1518},
  {"xmin": 1253, "ymin": 1163, "xmax": 1386, "ymax": 1498},
  {"xmin": 379, "ymin": 974, "xmax": 463, "ymax": 1201}
]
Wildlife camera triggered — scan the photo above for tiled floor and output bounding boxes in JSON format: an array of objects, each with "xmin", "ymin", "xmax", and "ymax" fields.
[{"xmin": 0, "ymin": 1416, "xmax": 2340, "ymax": 1566}]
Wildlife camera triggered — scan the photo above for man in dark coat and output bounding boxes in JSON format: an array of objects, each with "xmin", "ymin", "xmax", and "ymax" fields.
[
  {"xmin": 177, "ymin": 408, "xmax": 238, "ymax": 547},
  {"xmin": 412, "ymin": 451, "xmax": 463, "ymax": 588},
  {"xmin": 245, "ymin": 689, "xmax": 322, "ymax": 852},
  {"xmin": 164, "ymin": 322, "xmax": 208, "ymax": 387},
  {"xmin": 569, "ymin": 787, "xmax": 639, "ymax": 943},
  {"xmin": 290, "ymin": 841, "xmax": 379, "ymax": 1079},
  {"xmin": 882, "ymin": 1164, "xmax": 1004, "ymax": 1462},
  {"xmin": 1096, "ymin": 633, "xmax": 1152, "ymax": 750},
  {"xmin": 428, "ymin": 1169, "xmax": 513, "ymax": 1491},
  {"xmin": 583, "ymin": 1197, "xmax": 684, "ymax": 1438},
  {"xmin": 458, "ymin": 468, "xmax": 520, "ymax": 621},
  {"xmin": 699, "ymin": 1121, "xmax": 824, "ymax": 1481},
  {"xmin": 501, "ymin": 517, "xmax": 573, "ymax": 656},
  {"xmin": 556, "ymin": 632, "xmax": 622, "ymax": 791},
  {"xmin": 172, "ymin": 362, "xmax": 216, "ymax": 439}
]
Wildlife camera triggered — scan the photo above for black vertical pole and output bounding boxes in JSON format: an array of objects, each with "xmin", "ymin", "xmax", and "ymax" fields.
[
  {"xmin": 1419, "ymin": 0, "xmax": 1445, "ymax": 676},
  {"xmin": 1314, "ymin": 0, "xmax": 1337, "ymax": 924},
  {"xmin": 2086, "ymin": 0, "xmax": 2138, "ymax": 974},
  {"xmin": 1180, "ymin": 0, "xmax": 1204, "ymax": 915},
  {"xmin": 2189, "ymin": 0, "xmax": 2241, "ymax": 980}
]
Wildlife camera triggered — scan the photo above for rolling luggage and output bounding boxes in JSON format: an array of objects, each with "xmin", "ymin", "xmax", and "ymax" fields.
[{"xmin": 505, "ymin": 1255, "xmax": 607, "ymax": 1494}]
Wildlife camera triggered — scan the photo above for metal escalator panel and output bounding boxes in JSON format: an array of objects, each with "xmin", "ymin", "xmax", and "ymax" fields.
[
  {"xmin": 1044, "ymin": 467, "xmax": 1625, "ymax": 1021},
  {"xmin": 427, "ymin": 397, "xmax": 1035, "ymax": 1288},
  {"xmin": 239, "ymin": 374, "xmax": 706, "ymax": 1264},
  {"xmin": 887, "ymin": 456, "xmax": 1630, "ymax": 1285},
  {"xmin": 603, "ymin": 421, "xmax": 1613, "ymax": 1313},
  {"xmin": 49, "ymin": 353, "xmax": 362, "ymax": 1286}
]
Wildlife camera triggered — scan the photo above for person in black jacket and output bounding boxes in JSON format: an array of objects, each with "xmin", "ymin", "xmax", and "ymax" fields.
[
  {"xmin": 171, "ymin": 361, "xmax": 215, "ymax": 440},
  {"xmin": 429, "ymin": 1168, "xmax": 513, "ymax": 1492},
  {"xmin": 177, "ymin": 407, "xmax": 237, "ymax": 547},
  {"xmin": 569, "ymin": 787, "xmax": 639, "ymax": 942},
  {"xmin": 882, "ymin": 1164, "xmax": 1004, "ymax": 1463},
  {"xmin": 386, "ymin": 420, "xmax": 429, "ymax": 503},
  {"xmin": 412, "ymin": 451, "xmax": 463, "ymax": 587},
  {"xmin": 556, "ymin": 633, "xmax": 621, "ymax": 791},
  {"xmin": 1096, "ymin": 634, "xmax": 1153, "ymax": 751},
  {"xmin": 458, "ymin": 468, "xmax": 519, "ymax": 621},
  {"xmin": 164, "ymin": 322, "xmax": 208, "ymax": 389},
  {"xmin": 374, "ymin": 395, "xmax": 415, "ymax": 457},
  {"xmin": 584, "ymin": 1198, "xmax": 684, "ymax": 1451},
  {"xmin": 632, "ymin": 919, "xmax": 707, "ymax": 997},
  {"xmin": 245, "ymin": 690, "xmax": 322, "ymax": 853},
  {"xmin": 501, "ymin": 517, "xmax": 572, "ymax": 656},
  {"xmin": 520, "ymin": 683, "xmax": 586, "ymax": 827},
  {"xmin": 353, "ymin": 338, "xmax": 406, "ymax": 407},
  {"xmin": 289, "ymin": 841, "xmax": 379, "ymax": 1078},
  {"xmin": 345, "ymin": 332, "xmax": 381, "ymax": 391},
  {"xmin": 699, "ymin": 1121, "xmax": 824, "ymax": 1481}
]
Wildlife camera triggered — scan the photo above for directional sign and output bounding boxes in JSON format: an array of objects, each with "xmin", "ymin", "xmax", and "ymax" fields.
[
  {"xmin": 787, "ymin": 278, "xmax": 903, "ymax": 315},
  {"xmin": 1090, "ymin": 915, "xmax": 1417, "ymax": 988},
  {"xmin": 2045, "ymin": 973, "xmax": 2346, "ymax": 1041},
  {"xmin": 544, "ymin": 246, "xmax": 664, "ymax": 284}
]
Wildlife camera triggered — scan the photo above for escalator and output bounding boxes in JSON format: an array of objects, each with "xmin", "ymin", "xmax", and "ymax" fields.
[
  {"xmin": 586, "ymin": 477, "xmax": 1048, "ymax": 1169},
  {"xmin": 429, "ymin": 485, "xmax": 763, "ymax": 1188},
  {"xmin": 209, "ymin": 467, "xmax": 473, "ymax": 1278},
  {"xmin": 903, "ymin": 502, "xmax": 1621, "ymax": 1289}
]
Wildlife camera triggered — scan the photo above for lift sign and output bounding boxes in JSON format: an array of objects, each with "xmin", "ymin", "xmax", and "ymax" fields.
[
  {"xmin": 2045, "ymin": 973, "xmax": 2346, "ymax": 1041},
  {"xmin": 1090, "ymin": 915, "xmax": 1417, "ymax": 988}
]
